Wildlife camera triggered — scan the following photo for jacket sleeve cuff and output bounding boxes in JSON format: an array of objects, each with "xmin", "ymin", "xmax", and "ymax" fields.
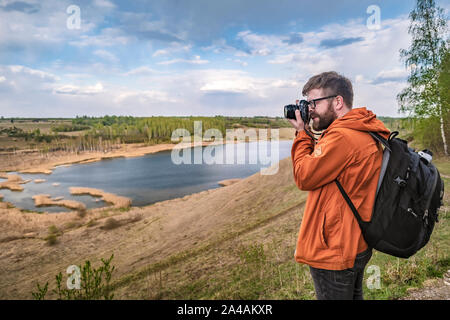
[{"xmin": 294, "ymin": 129, "xmax": 312, "ymax": 142}]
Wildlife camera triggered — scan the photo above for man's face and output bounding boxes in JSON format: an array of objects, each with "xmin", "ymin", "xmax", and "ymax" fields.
[{"xmin": 306, "ymin": 88, "xmax": 337, "ymax": 131}]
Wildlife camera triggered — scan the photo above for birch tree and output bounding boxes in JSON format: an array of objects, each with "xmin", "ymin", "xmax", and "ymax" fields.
[{"xmin": 398, "ymin": 0, "xmax": 449, "ymax": 155}]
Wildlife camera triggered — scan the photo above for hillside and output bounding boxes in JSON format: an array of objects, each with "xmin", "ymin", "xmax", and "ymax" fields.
[
  {"xmin": 0, "ymin": 156, "xmax": 307, "ymax": 299},
  {"xmin": 0, "ymin": 153, "xmax": 448, "ymax": 299}
]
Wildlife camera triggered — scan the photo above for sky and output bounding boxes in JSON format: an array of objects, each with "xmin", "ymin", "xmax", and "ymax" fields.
[{"xmin": 0, "ymin": 0, "xmax": 449, "ymax": 118}]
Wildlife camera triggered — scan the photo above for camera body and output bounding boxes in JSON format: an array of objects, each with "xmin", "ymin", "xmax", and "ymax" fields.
[{"xmin": 284, "ymin": 100, "xmax": 309, "ymax": 124}]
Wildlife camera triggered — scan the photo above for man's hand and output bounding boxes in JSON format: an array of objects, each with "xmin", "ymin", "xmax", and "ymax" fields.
[{"xmin": 288, "ymin": 109, "xmax": 305, "ymax": 132}]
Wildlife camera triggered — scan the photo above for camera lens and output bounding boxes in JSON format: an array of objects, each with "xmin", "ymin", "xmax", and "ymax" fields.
[{"xmin": 284, "ymin": 104, "xmax": 297, "ymax": 120}]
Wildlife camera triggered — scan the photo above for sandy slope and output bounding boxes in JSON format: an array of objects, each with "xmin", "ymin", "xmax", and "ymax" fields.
[{"xmin": 0, "ymin": 156, "xmax": 305, "ymax": 299}]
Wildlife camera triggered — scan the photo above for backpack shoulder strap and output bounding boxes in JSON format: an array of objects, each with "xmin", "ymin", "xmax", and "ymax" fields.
[
  {"xmin": 335, "ymin": 131, "xmax": 397, "ymax": 232},
  {"xmin": 334, "ymin": 179, "xmax": 368, "ymax": 231},
  {"xmin": 368, "ymin": 132, "xmax": 391, "ymax": 151}
]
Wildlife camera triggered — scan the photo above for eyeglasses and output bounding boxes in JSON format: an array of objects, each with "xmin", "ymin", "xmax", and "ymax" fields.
[{"xmin": 306, "ymin": 95, "xmax": 337, "ymax": 109}]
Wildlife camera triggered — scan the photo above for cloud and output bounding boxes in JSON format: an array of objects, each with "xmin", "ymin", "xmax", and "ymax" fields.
[
  {"xmin": 235, "ymin": 31, "xmax": 280, "ymax": 56},
  {"xmin": 0, "ymin": 1, "xmax": 98, "ymax": 64},
  {"xmin": 53, "ymin": 82, "xmax": 104, "ymax": 95},
  {"xmin": 152, "ymin": 44, "xmax": 191, "ymax": 58},
  {"xmin": 0, "ymin": 1, "xmax": 40, "ymax": 14},
  {"xmin": 94, "ymin": 0, "xmax": 116, "ymax": 9},
  {"xmin": 262, "ymin": 16, "xmax": 412, "ymax": 116},
  {"xmin": 8, "ymin": 65, "xmax": 58, "ymax": 81},
  {"xmin": 124, "ymin": 66, "xmax": 162, "ymax": 76},
  {"xmin": 319, "ymin": 36, "xmax": 365, "ymax": 48},
  {"xmin": 157, "ymin": 56, "xmax": 209, "ymax": 65},
  {"xmin": 113, "ymin": 89, "xmax": 178, "ymax": 104},
  {"xmin": 116, "ymin": 11, "xmax": 185, "ymax": 44},
  {"xmin": 135, "ymin": 30, "xmax": 183, "ymax": 43},
  {"xmin": 119, "ymin": 0, "xmax": 405, "ymax": 45},
  {"xmin": 226, "ymin": 58, "xmax": 248, "ymax": 67},
  {"xmin": 195, "ymin": 69, "xmax": 301, "ymax": 100},
  {"xmin": 93, "ymin": 49, "xmax": 119, "ymax": 63},
  {"xmin": 200, "ymin": 80, "xmax": 252, "ymax": 94},
  {"xmin": 371, "ymin": 68, "xmax": 408, "ymax": 84},
  {"xmin": 0, "ymin": 1, "xmax": 417, "ymax": 118},
  {"xmin": 152, "ymin": 49, "xmax": 169, "ymax": 57},
  {"xmin": 68, "ymin": 28, "xmax": 131, "ymax": 47}
]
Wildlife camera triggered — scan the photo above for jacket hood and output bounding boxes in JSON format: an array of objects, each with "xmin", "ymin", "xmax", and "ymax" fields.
[{"xmin": 326, "ymin": 107, "xmax": 390, "ymax": 139}]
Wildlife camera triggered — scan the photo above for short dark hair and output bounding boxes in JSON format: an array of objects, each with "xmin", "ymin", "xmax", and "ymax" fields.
[{"xmin": 302, "ymin": 71, "xmax": 353, "ymax": 108}]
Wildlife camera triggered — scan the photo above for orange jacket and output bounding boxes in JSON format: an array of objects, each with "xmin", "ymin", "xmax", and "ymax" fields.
[{"xmin": 291, "ymin": 107, "xmax": 390, "ymax": 270}]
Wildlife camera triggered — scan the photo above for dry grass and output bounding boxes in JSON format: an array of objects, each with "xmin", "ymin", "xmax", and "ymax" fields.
[
  {"xmin": 32, "ymin": 194, "xmax": 87, "ymax": 211},
  {"xmin": 217, "ymin": 179, "xmax": 241, "ymax": 186},
  {"xmin": 69, "ymin": 187, "xmax": 131, "ymax": 209},
  {"xmin": 0, "ymin": 173, "xmax": 29, "ymax": 191}
]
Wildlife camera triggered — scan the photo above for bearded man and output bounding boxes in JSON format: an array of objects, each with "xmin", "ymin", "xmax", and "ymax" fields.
[{"xmin": 289, "ymin": 71, "xmax": 390, "ymax": 300}]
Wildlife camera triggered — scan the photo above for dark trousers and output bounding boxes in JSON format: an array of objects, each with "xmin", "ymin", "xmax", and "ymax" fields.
[{"xmin": 309, "ymin": 248, "xmax": 373, "ymax": 300}]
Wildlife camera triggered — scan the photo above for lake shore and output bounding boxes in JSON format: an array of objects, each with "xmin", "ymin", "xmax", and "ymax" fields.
[{"xmin": 0, "ymin": 128, "xmax": 295, "ymax": 175}]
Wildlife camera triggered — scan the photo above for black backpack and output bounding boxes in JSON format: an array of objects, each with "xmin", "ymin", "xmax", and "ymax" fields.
[{"xmin": 335, "ymin": 131, "xmax": 444, "ymax": 258}]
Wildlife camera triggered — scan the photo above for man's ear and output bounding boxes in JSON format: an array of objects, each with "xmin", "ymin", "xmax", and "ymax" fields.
[{"xmin": 335, "ymin": 95, "xmax": 345, "ymax": 111}]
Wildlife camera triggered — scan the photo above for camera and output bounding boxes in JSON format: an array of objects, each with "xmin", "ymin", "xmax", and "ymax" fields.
[{"xmin": 284, "ymin": 100, "xmax": 310, "ymax": 123}]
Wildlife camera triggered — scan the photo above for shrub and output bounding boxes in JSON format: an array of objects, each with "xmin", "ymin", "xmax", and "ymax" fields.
[
  {"xmin": 32, "ymin": 255, "xmax": 116, "ymax": 300},
  {"xmin": 45, "ymin": 234, "xmax": 58, "ymax": 246},
  {"xmin": 48, "ymin": 225, "xmax": 60, "ymax": 235},
  {"xmin": 101, "ymin": 217, "xmax": 121, "ymax": 230},
  {"xmin": 45, "ymin": 225, "xmax": 62, "ymax": 245}
]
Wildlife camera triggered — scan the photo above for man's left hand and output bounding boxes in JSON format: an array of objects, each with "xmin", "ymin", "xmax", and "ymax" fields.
[{"xmin": 288, "ymin": 109, "xmax": 305, "ymax": 132}]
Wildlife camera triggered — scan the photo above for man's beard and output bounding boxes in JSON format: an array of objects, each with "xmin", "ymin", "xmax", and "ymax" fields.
[{"xmin": 311, "ymin": 101, "xmax": 337, "ymax": 131}]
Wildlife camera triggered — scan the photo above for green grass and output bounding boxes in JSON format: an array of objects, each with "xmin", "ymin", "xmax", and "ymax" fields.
[
  {"xmin": 434, "ymin": 158, "xmax": 450, "ymax": 174},
  {"xmin": 32, "ymin": 255, "xmax": 116, "ymax": 300}
]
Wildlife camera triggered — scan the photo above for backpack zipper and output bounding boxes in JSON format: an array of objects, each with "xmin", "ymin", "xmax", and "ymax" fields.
[
  {"xmin": 407, "ymin": 208, "xmax": 418, "ymax": 218},
  {"xmin": 423, "ymin": 166, "xmax": 439, "ymax": 226}
]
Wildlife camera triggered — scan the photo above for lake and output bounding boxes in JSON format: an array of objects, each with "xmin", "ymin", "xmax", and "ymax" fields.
[{"xmin": 1, "ymin": 140, "xmax": 293, "ymax": 212}]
